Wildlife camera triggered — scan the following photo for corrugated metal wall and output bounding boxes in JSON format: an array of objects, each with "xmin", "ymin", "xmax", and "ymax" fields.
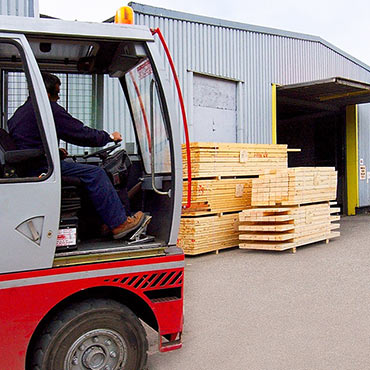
[
  {"xmin": 0, "ymin": 0, "xmax": 38, "ymax": 17},
  {"xmin": 131, "ymin": 4, "xmax": 370, "ymax": 144},
  {"xmin": 129, "ymin": 3, "xmax": 370, "ymax": 207},
  {"xmin": 103, "ymin": 77, "xmax": 137, "ymax": 152}
]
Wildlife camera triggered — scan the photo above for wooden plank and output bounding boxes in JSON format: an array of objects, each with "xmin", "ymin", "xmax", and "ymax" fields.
[
  {"xmin": 239, "ymin": 224, "xmax": 295, "ymax": 232},
  {"xmin": 239, "ymin": 232, "xmax": 340, "ymax": 251},
  {"xmin": 239, "ymin": 214, "xmax": 294, "ymax": 222},
  {"xmin": 239, "ymin": 232, "xmax": 295, "ymax": 241}
]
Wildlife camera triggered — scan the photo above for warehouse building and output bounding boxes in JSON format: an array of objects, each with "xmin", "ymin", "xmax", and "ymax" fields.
[
  {"xmin": 126, "ymin": 2, "xmax": 370, "ymax": 216},
  {"xmin": 2, "ymin": 0, "xmax": 370, "ymax": 215}
]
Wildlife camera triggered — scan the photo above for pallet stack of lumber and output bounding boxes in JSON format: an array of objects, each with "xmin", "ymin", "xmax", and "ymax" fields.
[
  {"xmin": 251, "ymin": 167, "xmax": 337, "ymax": 206},
  {"xmin": 239, "ymin": 167, "xmax": 340, "ymax": 252},
  {"xmin": 180, "ymin": 142, "xmax": 290, "ymax": 255},
  {"xmin": 179, "ymin": 142, "xmax": 340, "ymax": 255},
  {"xmin": 178, "ymin": 213, "xmax": 240, "ymax": 255},
  {"xmin": 239, "ymin": 203, "xmax": 340, "ymax": 252},
  {"xmin": 182, "ymin": 142, "xmax": 288, "ymax": 178}
]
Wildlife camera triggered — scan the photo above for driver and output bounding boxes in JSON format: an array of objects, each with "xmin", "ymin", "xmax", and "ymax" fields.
[{"xmin": 7, "ymin": 72, "xmax": 145, "ymax": 240}]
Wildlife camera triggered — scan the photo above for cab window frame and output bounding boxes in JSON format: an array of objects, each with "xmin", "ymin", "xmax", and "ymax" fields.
[{"xmin": 0, "ymin": 37, "xmax": 54, "ymax": 184}]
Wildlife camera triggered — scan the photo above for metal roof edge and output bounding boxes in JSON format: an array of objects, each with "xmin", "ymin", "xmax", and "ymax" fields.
[
  {"xmin": 278, "ymin": 77, "xmax": 370, "ymax": 90},
  {"xmin": 129, "ymin": 2, "xmax": 370, "ymax": 74}
]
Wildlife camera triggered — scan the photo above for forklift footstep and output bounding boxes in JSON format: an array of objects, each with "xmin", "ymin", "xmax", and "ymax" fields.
[{"xmin": 127, "ymin": 215, "xmax": 155, "ymax": 245}]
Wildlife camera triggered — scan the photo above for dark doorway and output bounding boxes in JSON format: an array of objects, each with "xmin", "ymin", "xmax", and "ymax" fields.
[
  {"xmin": 276, "ymin": 77, "xmax": 370, "ymax": 215},
  {"xmin": 277, "ymin": 108, "xmax": 346, "ymax": 211}
]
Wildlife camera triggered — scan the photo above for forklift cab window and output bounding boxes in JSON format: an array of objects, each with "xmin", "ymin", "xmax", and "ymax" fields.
[
  {"xmin": 125, "ymin": 58, "xmax": 171, "ymax": 174},
  {"xmin": 0, "ymin": 41, "xmax": 51, "ymax": 181}
]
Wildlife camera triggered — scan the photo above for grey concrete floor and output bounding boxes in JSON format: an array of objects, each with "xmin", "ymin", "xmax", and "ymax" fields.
[{"xmin": 146, "ymin": 215, "xmax": 370, "ymax": 370}]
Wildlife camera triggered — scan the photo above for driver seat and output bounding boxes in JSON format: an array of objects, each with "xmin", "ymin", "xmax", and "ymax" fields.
[{"xmin": 0, "ymin": 128, "xmax": 44, "ymax": 178}]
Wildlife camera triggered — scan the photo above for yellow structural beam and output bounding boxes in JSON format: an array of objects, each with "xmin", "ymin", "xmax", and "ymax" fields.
[
  {"xmin": 272, "ymin": 84, "xmax": 277, "ymax": 144},
  {"xmin": 320, "ymin": 90, "xmax": 370, "ymax": 102},
  {"xmin": 346, "ymin": 105, "xmax": 359, "ymax": 215}
]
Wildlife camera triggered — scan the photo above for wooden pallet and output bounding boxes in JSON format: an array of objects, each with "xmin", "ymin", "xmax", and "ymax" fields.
[
  {"xmin": 182, "ymin": 178, "xmax": 252, "ymax": 216},
  {"xmin": 178, "ymin": 213, "xmax": 240, "ymax": 255},
  {"xmin": 239, "ymin": 203, "xmax": 340, "ymax": 252},
  {"xmin": 182, "ymin": 142, "xmax": 288, "ymax": 178},
  {"xmin": 251, "ymin": 167, "xmax": 337, "ymax": 206}
]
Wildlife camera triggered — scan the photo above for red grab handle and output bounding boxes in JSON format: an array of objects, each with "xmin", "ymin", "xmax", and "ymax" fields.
[{"xmin": 151, "ymin": 27, "xmax": 192, "ymax": 209}]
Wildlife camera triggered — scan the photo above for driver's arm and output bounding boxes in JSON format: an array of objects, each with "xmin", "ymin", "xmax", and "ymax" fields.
[{"xmin": 51, "ymin": 102, "xmax": 119, "ymax": 147}]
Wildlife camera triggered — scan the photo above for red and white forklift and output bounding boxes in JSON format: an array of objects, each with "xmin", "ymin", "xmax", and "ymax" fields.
[{"xmin": 0, "ymin": 6, "xmax": 189, "ymax": 370}]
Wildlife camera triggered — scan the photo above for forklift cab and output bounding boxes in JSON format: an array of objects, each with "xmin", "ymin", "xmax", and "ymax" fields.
[{"xmin": 0, "ymin": 16, "xmax": 183, "ymax": 274}]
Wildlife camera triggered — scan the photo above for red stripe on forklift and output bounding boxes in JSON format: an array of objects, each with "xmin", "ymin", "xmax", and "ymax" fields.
[{"xmin": 0, "ymin": 260, "xmax": 184, "ymax": 290}]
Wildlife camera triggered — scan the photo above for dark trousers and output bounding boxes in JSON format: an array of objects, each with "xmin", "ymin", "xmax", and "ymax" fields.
[{"xmin": 61, "ymin": 160, "xmax": 126, "ymax": 229}]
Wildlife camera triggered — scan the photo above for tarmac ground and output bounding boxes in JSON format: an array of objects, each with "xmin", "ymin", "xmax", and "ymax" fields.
[{"xmin": 146, "ymin": 214, "xmax": 370, "ymax": 370}]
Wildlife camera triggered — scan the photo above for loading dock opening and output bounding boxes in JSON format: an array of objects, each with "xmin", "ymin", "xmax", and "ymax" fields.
[{"xmin": 276, "ymin": 77, "xmax": 370, "ymax": 215}]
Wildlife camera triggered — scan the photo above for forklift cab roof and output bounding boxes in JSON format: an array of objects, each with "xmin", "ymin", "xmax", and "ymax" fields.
[
  {"xmin": 0, "ymin": 14, "xmax": 154, "ymax": 41},
  {"xmin": 0, "ymin": 15, "xmax": 154, "ymax": 73}
]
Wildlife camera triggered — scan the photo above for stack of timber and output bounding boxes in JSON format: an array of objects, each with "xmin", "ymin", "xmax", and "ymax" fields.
[
  {"xmin": 180, "ymin": 176, "xmax": 251, "ymax": 254},
  {"xmin": 251, "ymin": 167, "xmax": 337, "ymax": 206},
  {"xmin": 178, "ymin": 213, "xmax": 240, "ymax": 255},
  {"xmin": 182, "ymin": 142, "xmax": 288, "ymax": 178},
  {"xmin": 239, "ymin": 167, "xmax": 340, "ymax": 253},
  {"xmin": 180, "ymin": 141, "xmax": 289, "ymax": 255}
]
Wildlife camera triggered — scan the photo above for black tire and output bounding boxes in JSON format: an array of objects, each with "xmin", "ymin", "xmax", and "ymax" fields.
[{"xmin": 30, "ymin": 298, "xmax": 148, "ymax": 370}]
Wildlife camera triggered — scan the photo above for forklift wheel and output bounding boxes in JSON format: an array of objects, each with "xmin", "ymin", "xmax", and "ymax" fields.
[{"xmin": 30, "ymin": 298, "xmax": 148, "ymax": 370}]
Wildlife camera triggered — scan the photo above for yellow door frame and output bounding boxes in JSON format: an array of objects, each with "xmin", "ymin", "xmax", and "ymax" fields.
[
  {"xmin": 346, "ymin": 105, "xmax": 359, "ymax": 215},
  {"xmin": 272, "ymin": 83, "xmax": 277, "ymax": 144}
]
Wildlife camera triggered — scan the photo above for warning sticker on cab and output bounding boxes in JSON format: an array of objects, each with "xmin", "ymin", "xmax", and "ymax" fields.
[{"xmin": 57, "ymin": 228, "xmax": 77, "ymax": 247}]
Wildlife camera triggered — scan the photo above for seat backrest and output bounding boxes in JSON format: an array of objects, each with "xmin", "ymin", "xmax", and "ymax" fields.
[
  {"xmin": 0, "ymin": 128, "xmax": 17, "ymax": 152},
  {"xmin": 0, "ymin": 128, "xmax": 39, "ymax": 178},
  {"xmin": 0, "ymin": 128, "xmax": 16, "ymax": 177}
]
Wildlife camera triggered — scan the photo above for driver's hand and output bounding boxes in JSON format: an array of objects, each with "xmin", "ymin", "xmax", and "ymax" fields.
[
  {"xmin": 59, "ymin": 147, "xmax": 68, "ymax": 160},
  {"xmin": 110, "ymin": 131, "xmax": 122, "ymax": 142}
]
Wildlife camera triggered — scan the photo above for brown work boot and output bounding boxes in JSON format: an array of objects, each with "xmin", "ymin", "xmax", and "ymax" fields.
[{"xmin": 112, "ymin": 211, "xmax": 145, "ymax": 240}]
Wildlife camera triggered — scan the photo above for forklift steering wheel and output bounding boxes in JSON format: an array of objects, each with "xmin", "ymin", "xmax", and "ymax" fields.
[{"xmin": 82, "ymin": 143, "xmax": 121, "ymax": 160}]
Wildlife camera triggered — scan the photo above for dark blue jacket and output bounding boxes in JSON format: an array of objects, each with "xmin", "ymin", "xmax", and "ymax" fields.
[{"xmin": 7, "ymin": 97, "xmax": 112, "ymax": 150}]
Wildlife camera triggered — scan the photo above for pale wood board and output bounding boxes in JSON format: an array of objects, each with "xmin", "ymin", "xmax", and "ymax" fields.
[{"xmin": 239, "ymin": 232, "xmax": 340, "ymax": 251}]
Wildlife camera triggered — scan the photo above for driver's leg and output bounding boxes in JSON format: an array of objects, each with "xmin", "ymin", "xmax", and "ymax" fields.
[{"xmin": 60, "ymin": 161, "xmax": 144, "ymax": 238}]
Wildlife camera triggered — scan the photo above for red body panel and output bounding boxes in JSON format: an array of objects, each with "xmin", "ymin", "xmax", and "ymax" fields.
[{"xmin": 0, "ymin": 253, "xmax": 184, "ymax": 369}]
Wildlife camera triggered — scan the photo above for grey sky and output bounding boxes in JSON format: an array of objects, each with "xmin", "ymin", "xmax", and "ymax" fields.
[{"xmin": 38, "ymin": 0, "xmax": 370, "ymax": 67}]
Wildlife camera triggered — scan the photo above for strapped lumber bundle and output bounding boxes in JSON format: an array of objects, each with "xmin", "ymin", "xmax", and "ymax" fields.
[
  {"xmin": 182, "ymin": 142, "xmax": 288, "ymax": 178},
  {"xmin": 240, "ymin": 167, "xmax": 340, "ymax": 253},
  {"xmin": 239, "ymin": 203, "xmax": 340, "ymax": 252},
  {"xmin": 178, "ymin": 213, "xmax": 240, "ymax": 256},
  {"xmin": 251, "ymin": 167, "xmax": 337, "ymax": 206}
]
